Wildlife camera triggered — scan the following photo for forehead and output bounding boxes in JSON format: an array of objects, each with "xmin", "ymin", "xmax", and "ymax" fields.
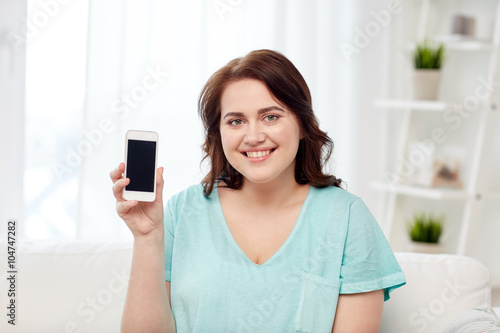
[{"xmin": 220, "ymin": 79, "xmax": 284, "ymax": 113}]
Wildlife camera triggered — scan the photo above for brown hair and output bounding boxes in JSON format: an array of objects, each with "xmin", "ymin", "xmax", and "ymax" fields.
[{"xmin": 198, "ymin": 49, "xmax": 342, "ymax": 195}]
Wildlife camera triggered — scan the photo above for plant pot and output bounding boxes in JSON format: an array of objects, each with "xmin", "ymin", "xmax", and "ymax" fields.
[
  {"xmin": 408, "ymin": 241, "xmax": 443, "ymax": 254},
  {"xmin": 411, "ymin": 69, "xmax": 441, "ymax": 100}
]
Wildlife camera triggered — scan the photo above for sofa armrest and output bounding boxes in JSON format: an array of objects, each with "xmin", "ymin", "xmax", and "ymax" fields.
[
  {"xmin": 0, "ymin": 240, "xmax": 133, "ymax": 333},
  {"xmin": 381, "ymin": 252, "xmax": 491, "ymax": 333}
]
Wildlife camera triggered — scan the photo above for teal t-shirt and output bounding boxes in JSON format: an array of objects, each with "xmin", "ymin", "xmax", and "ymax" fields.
[{"xmin": 164, "ymin": 184, "xmax": 406, "ymax": 332}]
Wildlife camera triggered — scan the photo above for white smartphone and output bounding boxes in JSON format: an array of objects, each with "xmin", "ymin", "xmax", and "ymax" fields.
[{"xmin": 123, "ymin": 130, "xmax": 159, "ymax": 202}]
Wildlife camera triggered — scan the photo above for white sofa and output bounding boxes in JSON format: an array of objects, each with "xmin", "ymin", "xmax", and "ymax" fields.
[{"xmin": 0, "ymin": 240, "xmax": 498, "ymax": 333}]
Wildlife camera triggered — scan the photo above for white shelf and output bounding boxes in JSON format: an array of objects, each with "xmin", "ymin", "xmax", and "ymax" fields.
[
  {"xmin": 371, "ymin": 181, "xmax": 468, "ymax": 201},
  {"xmin": 445, "ymin": 41, "xmax": 494, "ymax": 51},
  {"xmin": 373, "ymin": 99, "xmax": 449, "ymax": 111},
  {"xmin": 409, "ymin": 39, "xmax": 495, "ymax": 52},
  {"xmin": 375, "ymin": 0, "xmax": 500, "ymax": 276}
]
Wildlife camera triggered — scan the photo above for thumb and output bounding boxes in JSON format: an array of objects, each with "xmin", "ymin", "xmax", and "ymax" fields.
[{"xmin": 155, "ymin": 166, "xmax": 164, "ymax": 203}]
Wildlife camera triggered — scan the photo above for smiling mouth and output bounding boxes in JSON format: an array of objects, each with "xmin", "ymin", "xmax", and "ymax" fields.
[{"xmin": 243, "ymin": 148, "xmax": 276, "ymax": 158}]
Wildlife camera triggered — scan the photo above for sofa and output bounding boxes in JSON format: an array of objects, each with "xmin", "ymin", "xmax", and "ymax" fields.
[{"xmin": 0, "ymin": 240, "xmax": 498, "ymax": 333}]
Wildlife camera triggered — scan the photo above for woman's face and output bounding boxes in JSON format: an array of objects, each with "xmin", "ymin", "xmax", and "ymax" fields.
[{"xmin": 219, "ymin": 78, "xmax": 302, "ymax": 185}]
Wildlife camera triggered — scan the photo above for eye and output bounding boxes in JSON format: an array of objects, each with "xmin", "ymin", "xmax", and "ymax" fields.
[
  {"xmin": 228, "ymin": 119, "xmax": 244, "ymax": 126},
  {"xmin": 263, "ymin": 115, "xmax": 279, "ymax": 122}
]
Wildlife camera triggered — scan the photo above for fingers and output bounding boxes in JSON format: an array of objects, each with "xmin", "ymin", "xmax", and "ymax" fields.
[
  {"xmin": 112, "ymin": 177, "xmax": 129, "ymax": 202},
  {"xmin": 110, "ymin": 163, "xmax": 127, "ymax": 201},
  {"xmin": 111, "ymin": 163, "xmax": 163, "ymax": 205},
  {"xmin": 110, "ymin": 162, "xmax": 125, "ymax": 183},
  {"xmin": 155, "ymin": 167, "xmax": 164, "ymax": 203},
  {"xmin": 116, "ymin": 199, "xmax": 139, "ymax": 217}
]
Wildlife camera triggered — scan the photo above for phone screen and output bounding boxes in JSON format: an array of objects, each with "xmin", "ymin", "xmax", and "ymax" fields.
[{"xmin": 125, "ymin": 139, "xmax": 156, "ymax": 192}]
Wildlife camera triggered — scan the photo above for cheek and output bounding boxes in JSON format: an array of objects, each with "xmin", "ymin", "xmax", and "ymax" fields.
[
  {"xmin": 220, "ymin": 130, "xmax": 237, "ymax": 156},
  {"xmin": 272, "ymin": 124, "xmax": 301, "ymax": 144},
  {"xmin": 281, "ymin": 125, "xmax": 302, "ymax": 156},
  {"xmin": 219, "ymin": 130, "xmax": 228, "ymax": 144}
]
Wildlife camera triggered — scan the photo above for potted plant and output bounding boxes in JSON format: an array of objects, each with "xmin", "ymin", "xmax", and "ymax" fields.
[
  {"xmin": 411, "ymin": 41, "xmax": 445, "ymax": 100},
  {"xmin": 406, "ymin": 212, "xmax": 444, "ymax": 254}
]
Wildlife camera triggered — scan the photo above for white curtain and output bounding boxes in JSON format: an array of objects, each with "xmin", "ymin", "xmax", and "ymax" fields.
[
  {"xmin": 75, "ymin": 0, "xmax": 391, "ymax": 239},
  {"xmin": 0, "ymin": 1, "xmax": 26, "ymax": 236}
]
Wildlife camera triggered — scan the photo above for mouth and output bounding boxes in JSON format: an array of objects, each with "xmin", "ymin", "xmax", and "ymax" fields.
[{"xmin": 242, "ymin": 148, "xmax": 277, "ymax": 160}]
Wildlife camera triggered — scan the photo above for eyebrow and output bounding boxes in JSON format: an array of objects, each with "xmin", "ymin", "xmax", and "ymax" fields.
[{"xmin": 222, "ymin": 106, "xmax": 286, "ymax": 119}]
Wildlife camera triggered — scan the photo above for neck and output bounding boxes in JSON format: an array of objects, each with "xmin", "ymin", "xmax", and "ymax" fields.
[{"xmin": 239, "ymin": 176, "xmax": 309, "ymax": 208}]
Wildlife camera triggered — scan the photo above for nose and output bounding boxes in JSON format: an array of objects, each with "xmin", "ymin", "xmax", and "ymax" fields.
[{"xmin": 243, "ymin": 123, "xmax": 265, "ymax": 145}]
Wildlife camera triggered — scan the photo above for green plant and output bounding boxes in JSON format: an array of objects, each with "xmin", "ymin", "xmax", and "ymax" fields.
[
  {"xmin": 406, "ymin": 213, "xmax": 444, "ymax": 243},
  {"xmin": 414, "ymin": 42, "xmax": 445, "ymax": 69}
]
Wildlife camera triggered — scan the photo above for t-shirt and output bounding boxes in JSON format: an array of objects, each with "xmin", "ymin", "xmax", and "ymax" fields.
[{"xmin": 164, "ymin": 184, "xmax": 406, "ymax": 333}]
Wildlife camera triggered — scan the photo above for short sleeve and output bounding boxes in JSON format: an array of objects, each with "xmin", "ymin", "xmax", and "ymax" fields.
[
  {"xmin": 164, "ymin": 198, "xmax": 175, "ymax": 282},
  {"xmin": 339, "ymin": 198, "xmax": 406, "ymax": 301}
]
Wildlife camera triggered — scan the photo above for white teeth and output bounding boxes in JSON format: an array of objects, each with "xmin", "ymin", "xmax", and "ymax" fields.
[{"xmin": 247, "ymin": 150, "xmax": 271, "ymax": 158}]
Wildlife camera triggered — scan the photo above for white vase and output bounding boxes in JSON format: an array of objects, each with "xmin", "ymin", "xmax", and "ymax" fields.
[
  {"xmin": 408, "ymin": 241, "xmax": 443, "ymax": 254},
  {"xmin": 412, "ymin": 69, "xmax": 441, "ymax": 100}
]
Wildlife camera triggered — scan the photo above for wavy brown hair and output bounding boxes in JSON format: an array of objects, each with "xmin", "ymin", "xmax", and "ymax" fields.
[{"xmin": 198, "ymin": 49, "xmax": 342, "ymax": 196}]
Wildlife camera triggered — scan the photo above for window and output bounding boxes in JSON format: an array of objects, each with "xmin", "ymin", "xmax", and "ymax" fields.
[{"xmin": 23, "ymin": 0, "xmax": 89, "ymax": 239}]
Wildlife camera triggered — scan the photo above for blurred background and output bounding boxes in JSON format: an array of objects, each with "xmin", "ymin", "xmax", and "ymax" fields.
[{"xmin": 1, "ymin": 0, "xmax": 499, "ymax": 303}]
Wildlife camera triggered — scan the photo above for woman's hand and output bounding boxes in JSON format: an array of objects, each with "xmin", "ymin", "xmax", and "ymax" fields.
[{"xmin": 110, "ymin": 162, "xmax": 164, "ymax": 238}]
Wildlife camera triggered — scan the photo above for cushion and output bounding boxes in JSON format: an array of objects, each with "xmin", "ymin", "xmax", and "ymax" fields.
[
  {"xmin": 381, "ymin": 252, "xmax": 491, "ymax": 333},
  {"xmin": 444, "ymin": 304, "xmax": 500, "ymax": 332}
]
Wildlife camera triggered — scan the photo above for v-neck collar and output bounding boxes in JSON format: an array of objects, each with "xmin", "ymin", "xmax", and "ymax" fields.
[{"xmin": 212, "ymin": 184, "xmax": 313, "ymax": 267}]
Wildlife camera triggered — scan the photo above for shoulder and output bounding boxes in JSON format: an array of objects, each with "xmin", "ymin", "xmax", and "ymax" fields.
[
  {"xmin": 168, "ymin": 183, "xmax": 206, "ymax": 200},
  {"xmin": 311, "ymin": 185, "xmax": 361, "ymax": 208},
  {"xmin": 164, "ymin": 184, "xmax": 214, "ymax": 230},
  {"xmin": 309, "ymin": 186, "xmax": 375, "ymax": 227},
  {"xmin": 165, "ymin": 183, "xmax": 212, "ymax": 213}
]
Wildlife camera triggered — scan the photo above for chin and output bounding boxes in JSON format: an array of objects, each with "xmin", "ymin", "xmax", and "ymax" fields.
[
  {"xmin": 241, "ymin": 172, "xmax": 285, "ymax": 185},
  {"xmin": 242, "ymin": 176, "xmax": 271, "ymax": 184},
  {"xmin": 238, "ymin": 173, "xmax": 270, "ymax": 184}
]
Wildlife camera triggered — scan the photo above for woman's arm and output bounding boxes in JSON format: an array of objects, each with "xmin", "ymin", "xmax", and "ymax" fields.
[
  {"xmin": 332, "ymin": 290, "xmax": 384, "ymax": 333},
  {"xmin": 121, "ymin": 232, "xmax": 175, "ymax": 333},
  {"xmin": 110, "ymin": 164, "xmax": 175, "ymax": 333}
]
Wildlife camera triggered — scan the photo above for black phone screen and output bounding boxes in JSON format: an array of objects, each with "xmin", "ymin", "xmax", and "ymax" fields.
[{"xmin": 125, "ymin": 139, "xmax": 156, "ymax": 192}]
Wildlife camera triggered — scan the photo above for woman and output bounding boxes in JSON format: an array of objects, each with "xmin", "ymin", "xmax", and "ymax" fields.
[{"xmin": 110, "ymin": 49, "xmax": 406, "ymax": 332}]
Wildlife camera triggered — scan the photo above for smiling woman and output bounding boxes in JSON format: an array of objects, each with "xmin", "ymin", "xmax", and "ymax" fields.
[
  {"xmin": 199, "ymin": 49, "xmax": 343, "ymax": 196},
  {"xmin": 112, "ymin": 49, "xmax": 406, "ymax": 333},
  {"xmin": 219, "ymin": 79, "xmax": 302, "ymax": 186}
]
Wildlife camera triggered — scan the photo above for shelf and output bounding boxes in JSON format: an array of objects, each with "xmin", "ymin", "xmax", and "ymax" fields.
[
  {"xmin": 371, "ymin": 181, "xmax": 468, "ymax": 200},
  {"xmin": 444, "ymin": 41, "xmax": 494, "ymax": 52},
  {"xmin": 373, "ymin": 99, "xmax": 449, "ymax": 111},
  {"xmin": 375, "ymin": 0, "xmax": 500, "ymax": 273},
  {"xmin": 432, "ymin": 36, "xmax": 495, "ymax": 51},
  {"xmin": 409, "ymin": 39, "xmax": 495, "ymax": 52}
]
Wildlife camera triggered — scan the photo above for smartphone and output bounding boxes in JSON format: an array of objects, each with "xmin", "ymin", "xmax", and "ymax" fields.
[{"xmin": 123, "ymin": 130, "xmax": 159, "ymax": 202}]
